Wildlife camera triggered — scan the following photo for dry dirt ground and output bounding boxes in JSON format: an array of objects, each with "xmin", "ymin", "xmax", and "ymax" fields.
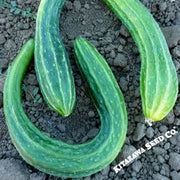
[{"xmin": 0, "ymin": 0, "xmax": 180, "ymax": 180}]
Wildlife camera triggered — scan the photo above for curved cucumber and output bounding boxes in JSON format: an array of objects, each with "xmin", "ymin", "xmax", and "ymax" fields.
[
  {"xmin": 35, "ymin": 0, "xmax": 75, "ymax": 116},
  {"xmin": 102, "ymin": 0, "xmax": 178, "ymax": 121},
  {"xmin": 3, "ymin": 38, "xmax": 127, "ymax": 178}
]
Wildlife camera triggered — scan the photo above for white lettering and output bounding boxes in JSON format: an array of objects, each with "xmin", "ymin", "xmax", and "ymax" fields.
[
  {"xmin": 165, "ymin": 131, "xmax": 172, "ymax": 138},
  {"xmin": 145, "ymin": 142, "xmax": 152, "ymax": 150},
  {"xmin": 158, "ymin": 136, "xmax": 164, "ymax": 142},
  {"xmin": 140, "ymin": 147, "xmax": 146, "ymax": 153},
  {"xmin": 170, "ymin": 129, "xmax": 178, "ymax": 135},
  {"xmin": 113, "ymin": 127, "xmax": 178, "ymax": 173},
  {"xmin": 113, "ymin": 165, "xmax": 122, "ymax": 173}
]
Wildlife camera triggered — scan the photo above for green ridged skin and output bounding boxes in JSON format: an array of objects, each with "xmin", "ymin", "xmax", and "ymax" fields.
[
  {"xmin": 35, "ymin": 0, "xmax": 75, "ymax": 116},
  {"xmin": 102, "ymin": 0, "xmax": 178, "ymax": 121},
  {"xmin": 3, "ymin": 38, "xmax": 127, "ymax": 178}
]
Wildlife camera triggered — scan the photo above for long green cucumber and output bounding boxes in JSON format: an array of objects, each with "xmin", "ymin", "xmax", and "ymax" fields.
[
  {"xmin": 35, "ymin": 0, "xmax": 75, "ymax": 116},
  {"xmin": 3, "ymin": 38, "xmax": 127, "ymax": 178},
  {"xmin": 102, "ymin": 0, "xmax": 178, "ymax": 121}
]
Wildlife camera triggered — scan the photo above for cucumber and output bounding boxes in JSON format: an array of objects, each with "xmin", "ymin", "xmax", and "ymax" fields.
[
  {"xmin": 3, "ymin": 38, "xmax": 127, "ymax": 178},
  {"xmin": 35, "ymin": 0, "xmax": 75, "ymax": 116},
  {"xmin": 102, "ymin": 0, "xmax": 178, "ymax": 121}
]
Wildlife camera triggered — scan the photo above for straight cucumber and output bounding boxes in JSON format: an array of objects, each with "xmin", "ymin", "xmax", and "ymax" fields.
[
  {"xmin": 35, "ymin": 0, "xmax": 75, "ymax": 116},
  {"xmin": 102, "ymin": 0, "xmax": 178, "ymax": 121}
]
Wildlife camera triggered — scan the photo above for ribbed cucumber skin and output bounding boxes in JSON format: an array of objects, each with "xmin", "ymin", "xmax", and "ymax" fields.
[
  {"xmin": 3, "ymin": 38, "xmax": 127, "ymax": 178},
  {"xmin": 35, "ymin": 0, "xmax": 75, "ymax": 116},
  {"xmin": 102, "ymin": 0, "xmax": 178, "ymax": 121}
]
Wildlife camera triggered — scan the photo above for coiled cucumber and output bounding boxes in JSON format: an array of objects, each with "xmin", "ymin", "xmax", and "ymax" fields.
[{"xmin": 3, "ymin": 38, "xmax": 127, "ymax": 178}]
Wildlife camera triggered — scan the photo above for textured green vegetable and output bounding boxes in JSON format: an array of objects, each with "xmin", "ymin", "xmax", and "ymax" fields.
[
  {"xmin": 35, "ymin": 0, "xmax": 75, "ymax": 116},
  {"xmin": 3, "ymin": 38, "xmax": 127, "ymax": 178},
  {"xmin": 102, "ymin": 0, "xmax": 178, "ymax": 121}
]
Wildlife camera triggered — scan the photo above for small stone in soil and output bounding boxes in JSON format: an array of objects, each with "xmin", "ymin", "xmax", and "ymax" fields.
[
  {"xmin": 146, "ymin": 127, "xmax": 154, "ymax": 139},
  {"xmin": 132, "ymin": 160, "xmax": 142, "ymax": 172},
  {"xmin": 113, "ymin": 53, "xmax": 127, "ymax": 68},
  {"xmin": 171, "ymin": 171, "xmax": 180, "ymax": 180},
  {"xmin": 0, "ymin": 158, "xmax": 30, "ymax": 180},
  {"xmin": 169, "ymin": 152, "xmax": 180, "ymax": 171},
  {"xmin": 88, "ymin": 111, "xmax": 95, "ymax": 118},
  {"xmin": 133, "ymin": 123, "xmax": 146, "ymax": 141},
  {"xmin": 87, "ymin": 128, "xmax": 99, "ymax": 138},
  {"xmin": 152, "ymin": 173, "xmax": 169, "ymax": 180}
]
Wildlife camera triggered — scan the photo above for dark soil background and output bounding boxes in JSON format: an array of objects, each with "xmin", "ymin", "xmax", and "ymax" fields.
[{"xmin": 0, "ymin": 0, "xmax": 180, "ymax": 179}]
